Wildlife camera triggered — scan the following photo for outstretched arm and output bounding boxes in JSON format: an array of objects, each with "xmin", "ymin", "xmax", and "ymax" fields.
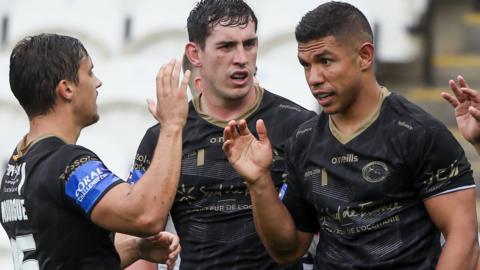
[
  {"xmin": 90, "ymin": 59, "xmax": 190, "ymax": 236},
  {"xmin": 223, "ymin": 119, "xmax": 312, "ymax": 263},
  {"xmin": 442, "ymin": 75, "xmax": 480, "ymax": 153},
  {"xmin": 116, "ymin": 231, "xmax": 180, "ymax": 270}
]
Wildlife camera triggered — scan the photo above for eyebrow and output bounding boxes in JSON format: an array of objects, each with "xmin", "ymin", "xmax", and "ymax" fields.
[
  {"xmin": 216, "ymin": 36, "xmax": 258, "ymax": 46},
  {"xmin": 244, "ymin": 37, "xmax": 258, "ymax": 43},
  {"xmin": 216, "ymin": 40, "xmax": 236, "ymax": 47},
  {"xmin": 313, "ymin": 51, "xmax": 332, "ymax": 60},
  {"xmin": 298, "ymin": 50, "xmax": 332, "ymax": 63}
]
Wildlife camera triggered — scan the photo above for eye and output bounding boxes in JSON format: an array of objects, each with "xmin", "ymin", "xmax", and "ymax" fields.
[
  {"xmin": 320, "ymin": 58, "xmax": 332, "ymax": 65},
  {"xmin": 299, "ymin": 60, "xmax": 310, "ymax": 69},
  {"xmin": 244, "ymin": 39, "xmax": 257, "ymax": 49},
  {"xmin": 218, "ymin": 43, "xmax": 234, "ymax": 50}
]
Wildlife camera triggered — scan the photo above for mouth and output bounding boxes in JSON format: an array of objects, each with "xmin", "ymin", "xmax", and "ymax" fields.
[
  {"xmin": 317, "ymin": 92, "xmax": 332, "ymax": 99},
  {"xmin": 313, "ymin": 91, "xmax": 335, "ymax": 106},
  {"xmin": 230, "ymin": 71, "xmax": 249, "ymax": 85}
]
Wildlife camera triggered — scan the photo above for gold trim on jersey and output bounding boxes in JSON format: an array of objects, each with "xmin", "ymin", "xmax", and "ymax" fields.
[
  {"xmin": 192, "ymin": 85, "xmax": 264, "ymax": 128},
  {"xmin": 329, "ymin": 87, "xmax": 391, "ymax": 144},
  {"xmin": 13, "ymin": 135, "xmax": 67, "ymax": 161},
  {"xmin": 197, "ymin": 148, "xmax": 205, "ymax": 167}
]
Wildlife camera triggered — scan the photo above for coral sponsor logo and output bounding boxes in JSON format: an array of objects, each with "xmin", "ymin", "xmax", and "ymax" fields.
[{"xmin": 75, "ymin": 167, "xmax": 109, "ymax": 202}]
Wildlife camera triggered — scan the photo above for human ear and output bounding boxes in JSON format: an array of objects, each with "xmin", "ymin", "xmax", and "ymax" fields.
[
  {"xmin": 185, "ymin": 42, "xmax": 202, "ymax": 68},
  {"xmin": 358, "ymin": 42, "xmax": 374, "ymax": 71},
  {"xmin": 56, "ymin": 79, "xmax": 74, "ymax": 102}
]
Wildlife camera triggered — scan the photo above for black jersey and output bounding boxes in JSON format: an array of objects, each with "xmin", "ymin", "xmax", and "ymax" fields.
[
  {"xmin": 0, "ymin": 136, "xmax": 124, "ymax": 270},
  {"xmin": 130, "ymin": 88, "xmax": 316, "ymax": 270},
  {"xmin": 281, "ymin": 89, "xmax": 475, "ymax": 270}
]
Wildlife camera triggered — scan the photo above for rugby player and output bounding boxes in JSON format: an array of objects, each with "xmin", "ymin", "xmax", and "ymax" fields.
[
  {"xmin": 223, "ymin": 2, "xmax": 480, "ymax": 269},
  {"xmin": 128, "ymin": 0, "xmax": 316, "ymax": 269},
  {"xmin": 0, "ymin": 33, "xmax": 189, "ymax": 269}
]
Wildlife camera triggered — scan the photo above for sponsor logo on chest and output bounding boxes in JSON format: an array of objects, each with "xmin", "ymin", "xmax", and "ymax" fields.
[{"xmin": 331, "ymin": 153, "xmax": 359, "ymax": 164}]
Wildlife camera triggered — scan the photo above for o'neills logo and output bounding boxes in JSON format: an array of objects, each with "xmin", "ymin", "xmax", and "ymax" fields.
[{"xmin": 331, "ymin": 153, "xmax": 358, "ymax": 164}]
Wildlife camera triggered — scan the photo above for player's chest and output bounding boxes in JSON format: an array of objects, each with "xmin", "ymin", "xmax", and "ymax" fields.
[{"xmin": 299, "ymin": 139, "xmax": 411, "ymax": 206}]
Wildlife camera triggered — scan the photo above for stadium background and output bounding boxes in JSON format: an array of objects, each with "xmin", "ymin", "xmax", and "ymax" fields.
[{"xmin": 0, "ymin": 0, "xmax": 478, "ymax": 268}]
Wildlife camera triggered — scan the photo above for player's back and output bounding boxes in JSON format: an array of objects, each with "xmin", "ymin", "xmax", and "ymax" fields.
[{"xmin": 0, "ymin": 136, "xmax": 120, "ymax": 270}]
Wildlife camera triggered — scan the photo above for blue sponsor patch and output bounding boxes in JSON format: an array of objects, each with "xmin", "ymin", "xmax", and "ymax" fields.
[
  {"xmin": 65, "ymin": 161, "xmax": 120, "ymax": 213},
  {"xmin": 127, "ymin": 169, "xmax": 145, "ymax": 185},
  {"xmin": 278, "ymin": 183, "xmax": 287, "ymax": 200}
]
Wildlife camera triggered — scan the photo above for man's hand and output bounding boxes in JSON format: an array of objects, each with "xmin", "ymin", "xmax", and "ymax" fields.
[
  {"xmin": 222, "ymin": 119, "xmax": 272, "ymax": 184},
  {"xmin": 442, "ymin": 75, "xmax": 480, "ymax": 148},
  {"xmin": 154, "ymin": 59, "xmax": 191, "ymax": 129},
  {"xmin": 137, "ymin": 232, "xmax": 180, "ymax": 270}
]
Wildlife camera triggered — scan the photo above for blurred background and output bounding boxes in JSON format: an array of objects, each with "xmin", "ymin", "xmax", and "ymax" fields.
[{"xmin": 0, "ymin": 0, "xmax": 479, "ymax": 268}]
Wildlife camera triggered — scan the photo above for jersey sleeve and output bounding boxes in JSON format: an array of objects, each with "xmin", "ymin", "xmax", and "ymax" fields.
[
  {"xmin": 281, "ymin": 136, "xmax": 319, "ymax": 233},
  {"xmin": 127, "ymin": 126, "xmax": 158, "ymax": 184},
  {"xmin": 411, "ymin": 126, "xmax": 475, "ymax": 199},
  {"xmin": 62, "ymin": 147, "xmax": 124, "ymax": 216}
]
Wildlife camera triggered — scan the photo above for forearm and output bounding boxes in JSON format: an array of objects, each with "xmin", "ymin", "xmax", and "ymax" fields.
[
  {"xmin": 248, "ymin": 173, "xmax": 305, "ymax": 263},
  {"xmin": 132, "ymin": 125, "xmax": 183, "ymax": 228},
  {"xmin": 116, "ymin": 234, "xmax": 158, "ymax": 270},
  {"xmin": 436, "ymin": 233, "xmax": 479, "ymax": 270},
  {"xmin": 116, "ymin": 236, "xmax": 140, "ymax": 269}
]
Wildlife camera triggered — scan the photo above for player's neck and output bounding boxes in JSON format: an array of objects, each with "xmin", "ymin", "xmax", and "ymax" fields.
[
  {"xmin": 199, "ymin": 86, "xmax": 257, "ymax": 122},
  {"xmin": 28, "ymin": 111, "xmax": 81, "ymax": 145},
  {"xmin": 330, "ymin": 82, "xmax": 382, "ymax": 135}
]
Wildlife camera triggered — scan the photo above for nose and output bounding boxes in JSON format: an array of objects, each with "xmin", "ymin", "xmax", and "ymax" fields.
[
  {"xmin": 96, "ymin": 78, "xmax": 102, "ymax": 89},
  {"xmin": 307, "ymin": 66, "xmax": 325, "ymax": 88},
  {"xmin": 233, "ymin": 46, "xmax": 248, "ymax": 66}
]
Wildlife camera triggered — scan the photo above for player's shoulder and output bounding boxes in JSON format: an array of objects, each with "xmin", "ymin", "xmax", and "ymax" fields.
[
  {"xmin": 290, "ymin": 114, "xmax": 321, "ymax": 144},
  {"xmin": 384, "ymin": 91, "xmax": 448, "ymax": 133},
  {"xmin": 56, "ymin": 143, "xmax": 97, "ymax": 159},
  {"xmin": 262, "ymin": 88, "xmax": 316, "ymax": 117}
]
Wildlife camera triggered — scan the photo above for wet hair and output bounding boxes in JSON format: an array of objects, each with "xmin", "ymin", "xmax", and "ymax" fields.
[
  {"xmin": 9, "ymin": 33, "xmax": 88, "ymax": 118},
  {"xmin": 187, "ymin": 0, "xmax": 258, "ymax": 49},
  {"xmin": 295, "ymin": 1, "xmax": 373, "ymax": 45}
]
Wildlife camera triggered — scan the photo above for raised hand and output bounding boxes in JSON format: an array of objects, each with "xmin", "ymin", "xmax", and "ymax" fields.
[
  {"xmin": 137, "ymin": 231, "xmax": 181, "ymax": 270},
  {"xmin": 154, "ymin": 59, "xmax": 191, "ymax": 128},
  {"xmin": 442, "ymin": 75, "xmax": 480, "ymax": 148},
  {"xmin": 222, "ymin": 119, "xmax": 273, "ymax": 184}
]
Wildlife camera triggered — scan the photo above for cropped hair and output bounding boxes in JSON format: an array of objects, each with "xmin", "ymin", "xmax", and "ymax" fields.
[
  {"xmin": 295, "ymin": 1, "xmax": 373, "ymax": 45},
  {"xmin": 187, "ymin": 0, "xmax": 258, "ymax": 49},
  {"xmin": 9, "ymin": 33, "xmax": 88, "ymax": 118}
]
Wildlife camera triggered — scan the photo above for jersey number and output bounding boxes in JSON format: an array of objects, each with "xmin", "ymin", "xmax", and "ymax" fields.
[{"xmin": 11, "ymin": 234, "xmax": 39, "ymax": 270}]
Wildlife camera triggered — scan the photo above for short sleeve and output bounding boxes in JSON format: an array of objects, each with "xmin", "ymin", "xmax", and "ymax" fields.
[
  {"xmin": 61, "ymin": 148, "xmax": 123, "ymax": 215},
  {"xmin": 412, "ymin": 127, "xmax": 475, "ymax": 199}
]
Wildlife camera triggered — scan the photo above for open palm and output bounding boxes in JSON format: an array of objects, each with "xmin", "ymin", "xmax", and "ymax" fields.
[
  {"xmin": 442, "ymin": 76, "xmax": 480, "ymax": 145},
  {"xmin": 223, "ymin": 119, "xmax": 273, "ymax": 184}
]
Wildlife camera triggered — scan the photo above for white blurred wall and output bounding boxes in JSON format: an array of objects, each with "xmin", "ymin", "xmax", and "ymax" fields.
[{"xmin": 0, "ymin": 0, "xmax": 427, "ymax": 268}]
